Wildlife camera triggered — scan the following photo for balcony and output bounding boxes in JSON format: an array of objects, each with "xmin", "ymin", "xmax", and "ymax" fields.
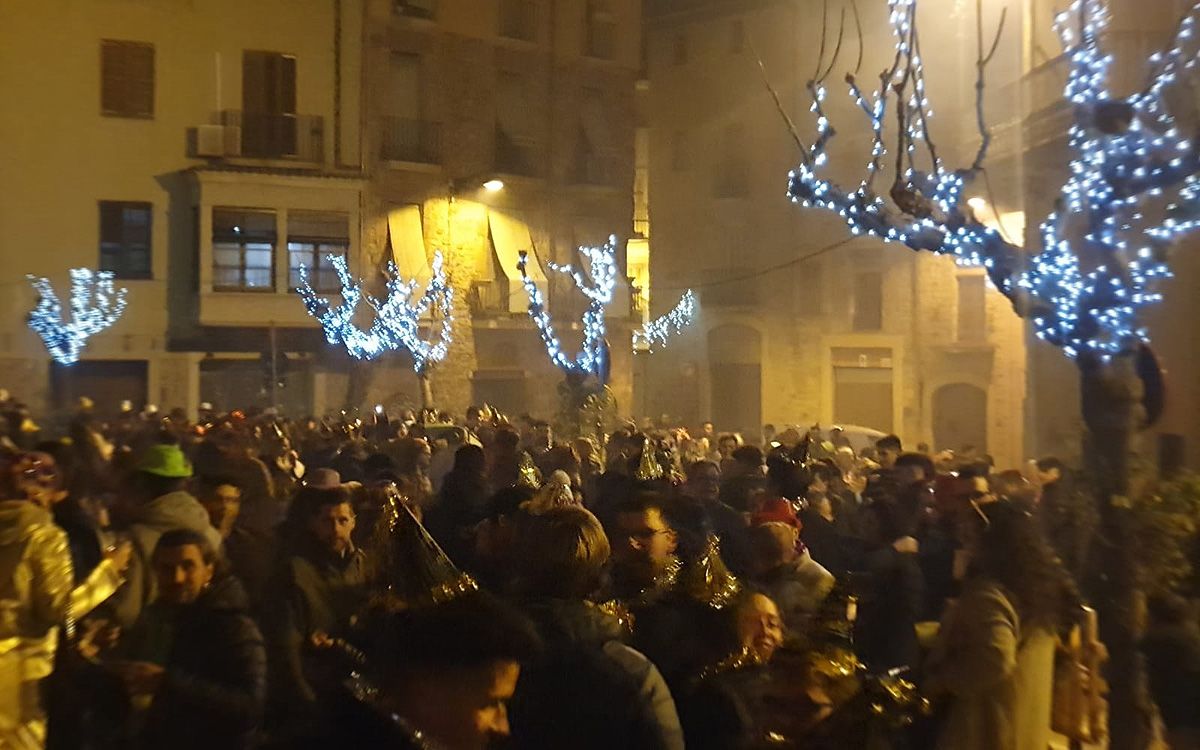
[
  {"xmin": 221, "ymin": 111, "xmax": 324, "ymax": 163},
  {"xmin": 469, "ymin": 280, "xmax": 509, "ymax": 318},
  {"xmin": 495, "ymin": 130, "xmax": 542, "ymax": 178},
  {"xmin": 572, "ymin": 153, "xmax": 619, "ymax": 187},
  {"xmin": 381, "ymin": 117, "xmax": 441, "ymax": 164}
]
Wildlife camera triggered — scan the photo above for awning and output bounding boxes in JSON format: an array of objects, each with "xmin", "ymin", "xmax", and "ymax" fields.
[
  {"xmin": 489, "ymin": 210, "xmax": 546, "ymax": 313},
  {"xmin": 387, "ymin": 205, "xmax": 432, "ymax": 288}
]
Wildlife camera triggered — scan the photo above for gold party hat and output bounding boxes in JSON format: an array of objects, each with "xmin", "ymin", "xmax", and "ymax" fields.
[
  {"xmin": 516, "ymin": 451, "xmax": 543, "ymax": 489},
  {"xmin": 682, "ymin": 534, "xmax": 742, "ymax": 609},
  {"xmin": 634, "ymin": 437, "xmax": 665, "ymax": 481},
  {"xmin": 364, "ymin": 486, "xmax": 478, "ymax": 609}
]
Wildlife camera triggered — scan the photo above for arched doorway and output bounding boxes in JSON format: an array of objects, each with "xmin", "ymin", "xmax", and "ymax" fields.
[
  {"xmin": 708, "ymin": 324, "xmax": 762, "ymax": 438},
  {"xmin": 933, "ymin": 383, "xmax": 988, "ymax": 454}
]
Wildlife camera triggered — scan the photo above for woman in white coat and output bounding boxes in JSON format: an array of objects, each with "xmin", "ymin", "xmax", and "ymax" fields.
[{"xmin": 925, "ymin": 500, "xmax": 1079, "ymax": 750}]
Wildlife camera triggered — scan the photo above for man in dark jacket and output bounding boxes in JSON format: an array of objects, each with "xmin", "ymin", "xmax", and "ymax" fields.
[
  {"xmin": 264, "ymin": 487, "xmax": 367, "ymax": 726},
  {"xmin": 112, "ymin": 528, "xmax": 266, "ymax": 750}
]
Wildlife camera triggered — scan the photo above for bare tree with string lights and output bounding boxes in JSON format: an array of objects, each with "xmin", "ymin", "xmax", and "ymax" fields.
[
  {"xmin": 517, "ymin": 236, "xmax": 621, "ymax": 438},
  {"xmin": 297, "ymin": 252, "xmax": 454, "ymax": 409},
  {"xmin": 780, "ymin": 0, "xmax": 1200, "ymax": 742}
]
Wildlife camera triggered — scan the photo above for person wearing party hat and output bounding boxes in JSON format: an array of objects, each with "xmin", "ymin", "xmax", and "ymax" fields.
[{"xmin": 280, "ymin": 486, "xmax": 542, "ymax": 750}]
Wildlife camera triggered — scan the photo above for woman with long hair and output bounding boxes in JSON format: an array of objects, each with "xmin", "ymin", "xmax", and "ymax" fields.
[{"xmin": 924, "ymin": 500, "xmax": 1080, "ymax": 750}]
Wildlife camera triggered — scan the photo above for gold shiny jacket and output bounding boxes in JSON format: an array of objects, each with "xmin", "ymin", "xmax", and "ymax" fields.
[{"xmin": 0, "ymin": 499, "xmax": 122, "ymax": 731}]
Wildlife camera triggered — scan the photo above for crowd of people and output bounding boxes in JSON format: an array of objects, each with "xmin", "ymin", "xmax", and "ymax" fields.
[{"xmin": 0, "ymin": 395, "xmax": 1196, "ymax": 749}]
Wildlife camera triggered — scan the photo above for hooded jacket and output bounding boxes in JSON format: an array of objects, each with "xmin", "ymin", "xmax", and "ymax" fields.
[
  {"xmin": 137, "ymin": 574, "xmax": 267, "ymax": 750},
  {"xmin": 0, "ymin": 500, "xmax": 122, "ymax": 735},
  {"xmin": 107, "ymin": 491, "xmax": 223, "ymax": 628}
]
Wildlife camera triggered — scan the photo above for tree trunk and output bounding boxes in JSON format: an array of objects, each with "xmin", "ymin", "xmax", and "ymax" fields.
[
  {"xmin": 1079, "ymin": 353, "xmax": 1154, "ymax": 750},
  {"xmin": 418, "ymin": 369, "xmax": 433, "ymax": 412},
  {"xmin": 345, "ymin": 359, "xmax": 373, "ymax": 412}
]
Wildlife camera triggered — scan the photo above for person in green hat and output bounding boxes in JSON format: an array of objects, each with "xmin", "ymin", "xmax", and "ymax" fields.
[{"xmin": 105, "ymin": 442, "xmax": 223, "ymax": 629}]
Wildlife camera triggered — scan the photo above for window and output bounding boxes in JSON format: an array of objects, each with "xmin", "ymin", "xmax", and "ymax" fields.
[
  {"xmin": 670, "ymin": 130, "xmax": 688, "ymax": 171},
  {"xmin": 101, "ymin": 40, "xmax": 154, "ymax": 118},
  {"xmin": 729, "ymin": 19, "xmax": 745, "ymax": 54},
  {"xmin": 957, "ymin": 273, "xmax": 987, "ymax": 342},
  {"xmin": 99, "ymin": 201, "xmax": 152, "ymax": 279},
  {"xmin": 381, "ymin": 52, "xmax": 438, "ymax": 163},
  {"xmin": 574, "ymin": 88, "xmax": 615, "ymax": 184},
  {"xmin": 584, "ymin": 0, "xmax": 616, "ymax": 59},
  {"xmin": 500, "ymin": 0, "xmax": 537, "ymax": 41},
  {"xmin": 242, "ymin": 51, "xmax": 297, "ymax": 157},
  {"xmin": 495, "ymin": 72, "xmax": 539, "ymax": 175},
  {"xmin": 672, "ymin": 34, "xmax": 688, "ymax": 65},
  {"xmin": 212, "ymin": 208, "xmax": 276, "ymax": 291},
  {"xmin": 288, "ymin": 211, "xmax": 349, "ymax": 292},
  {"xmin": 713, "ymin": 123, "xmax": 748, "ymax": 197},
  {"xmin": 852, "ymin": 271, "xmax": 884, "ymax": 331}
]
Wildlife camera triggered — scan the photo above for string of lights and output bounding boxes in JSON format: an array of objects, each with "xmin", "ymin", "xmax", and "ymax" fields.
[
  {"xmin": 297, "ymin": 252, "xmax": 454, "ymax": 371},
  {"xmin": 518, "ymin": 236, "xmax": 618, "ymax": 378},
  {"xmin": 633, "ymin": 290, "xmax": 697, "ymax": 353},
  {"xmin": 787, "ymin": 0, "xmax": 1200, "ymax": 361},
  {"xmin": 27, "ymin": 269, "xmax": 128, "ymax": 365}
]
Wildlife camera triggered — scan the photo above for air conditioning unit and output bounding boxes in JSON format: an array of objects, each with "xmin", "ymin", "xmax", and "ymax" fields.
[{"xmin": 194, "ymin": 124, "xmax": 241, "ymax": 157}]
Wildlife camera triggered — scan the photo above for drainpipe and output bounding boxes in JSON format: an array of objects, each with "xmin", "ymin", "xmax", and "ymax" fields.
[{"xmin": 333, "ymin": 0, "xmax": 343, "ymax": 167}]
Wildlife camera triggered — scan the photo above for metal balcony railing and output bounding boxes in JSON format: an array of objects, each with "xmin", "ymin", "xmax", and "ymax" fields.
[
  {"xmin": 469, "ymin": 280, "xmax": 508, "ymax": 317},
  {"xmin": 222, "ymin": 111, "xmax": 324, "ymax": 162},
  {"xmin": 380, "ymin": 117, "xmax": 441, "ymax": 164}
]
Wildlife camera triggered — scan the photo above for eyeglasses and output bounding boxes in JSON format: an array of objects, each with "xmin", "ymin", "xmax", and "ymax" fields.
[
  {"xmin": 624, "ymin": 529, "xmax": 669, "ymax": 548},
  {"xmin": 20, "ymin": 461, "xmax": 56, "ymax": 480}
]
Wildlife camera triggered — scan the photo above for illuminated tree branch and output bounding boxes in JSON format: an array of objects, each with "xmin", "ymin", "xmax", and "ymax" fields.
[
  {"xmin": 27, "ymin": 269, "xmax": 128, "ymax": 365},
  {"xmin": 788, "ymin": 0, "xmax": 1200, "ymax": 360},
  {"xmin": 297, "ymin": 252, "xmax": 455, "ymax": 373},
  {"xmin": 633, "ymin": 290, "xmax": 697, "ymax": 352},
  {"xmin": 518, "ymin": 236, "xmax": 619, "ymax": 378}
]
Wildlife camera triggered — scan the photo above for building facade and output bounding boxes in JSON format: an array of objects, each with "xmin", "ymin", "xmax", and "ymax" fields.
[
  {"xmin": 640, "ymin": 0, "xmax": 1029, "ymax": 467},
  {"xmin": 0, "ymin": 0, "xmax": 642, "ymax": 421}
]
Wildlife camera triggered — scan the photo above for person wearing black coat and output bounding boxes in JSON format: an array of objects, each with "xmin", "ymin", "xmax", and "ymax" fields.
[
  {"xmin": 114, "ymin": 529, "xmax": 266, "ymax": 750},
  {"xmin": 506, "ymin": 506, "xmax": 685, "ymax": 750}
]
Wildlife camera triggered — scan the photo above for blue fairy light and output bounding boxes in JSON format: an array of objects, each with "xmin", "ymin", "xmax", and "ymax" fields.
[
  {"xmin": 518, "ymin": 235, "xmax": 619, "ymax": 376},
  {"xmin": 27, "ymin": 269, "xmax": 128, "ymax": 365},
  {"xmin": 633, "ymin": 289, "xmax": 697, "ymax": 352}
]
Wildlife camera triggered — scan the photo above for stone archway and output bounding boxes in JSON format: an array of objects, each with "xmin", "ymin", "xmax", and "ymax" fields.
[{"xmin": 933, "ymin": 382, "xmax": 988, "ymax": 454}]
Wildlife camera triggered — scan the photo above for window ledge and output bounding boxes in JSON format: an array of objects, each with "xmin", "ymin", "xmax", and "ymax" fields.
[{"xmin": 383, "ymin": 159, "xmax": 443, "ymax": 174}]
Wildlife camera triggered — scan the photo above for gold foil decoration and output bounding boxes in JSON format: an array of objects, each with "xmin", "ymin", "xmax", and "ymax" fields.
[
  {"xmin": 634, "ymin": 437, "xmax": 664, "ymax": 481},
  {"xmin": 682, "ymin": 534, "xmax": 742, "ymax": 609},
  {"xmin": 364, "ymin": 485, "xmax": 478, "ymax": 610}
]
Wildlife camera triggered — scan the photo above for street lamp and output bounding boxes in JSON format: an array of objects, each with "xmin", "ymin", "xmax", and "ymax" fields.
[{"xmin": 448, "ymin": 175, "xmax": 505, "ymax": 202}]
